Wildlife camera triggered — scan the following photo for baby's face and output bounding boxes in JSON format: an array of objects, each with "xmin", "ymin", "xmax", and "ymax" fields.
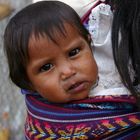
[{"xmin": 26, "ymin": 24, "xmax": 98, "ymax": 103}]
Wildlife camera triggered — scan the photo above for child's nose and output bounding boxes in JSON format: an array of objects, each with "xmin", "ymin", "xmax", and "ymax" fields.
[{"xmin": 60, "ymin": 62, "xmax": 76, "ymax": 80}]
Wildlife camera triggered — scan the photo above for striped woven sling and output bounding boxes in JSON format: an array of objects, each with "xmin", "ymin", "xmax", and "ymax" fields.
[{"xmin": 25, "ymin": 93, "xmax": 140, "ymax": 140}]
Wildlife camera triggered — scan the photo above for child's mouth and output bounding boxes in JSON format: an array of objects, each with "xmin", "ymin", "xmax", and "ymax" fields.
[{"xmin": 67, "ymin": 81, "xmax": 88, "ymax": 94}]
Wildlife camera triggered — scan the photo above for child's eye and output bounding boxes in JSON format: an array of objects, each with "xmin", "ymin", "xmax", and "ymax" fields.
[
  {"xmin": 69, "ymin": 48, "xmax": 80, "ymax": 57},
  {"xmin": 40, "ymin": 63, "xmax": 53, "ymax": 72}
]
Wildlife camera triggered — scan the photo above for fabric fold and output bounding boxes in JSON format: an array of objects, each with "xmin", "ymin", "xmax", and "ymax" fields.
[{"xmin": 25, "ymin": 94, "xmax": 140, "ymax": 139}]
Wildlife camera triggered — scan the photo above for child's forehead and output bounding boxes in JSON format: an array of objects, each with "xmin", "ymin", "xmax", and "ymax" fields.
[
  {"xmin": 28, "ymin": 24, "xmax": 85, "ymax": 54},
  {"xmin": 29, "ymin": 23, "xmax": 79, "ymax": 46},
  {"xmin": 27, "ymin": 31, "xmax": 86, "ymax": 63}
]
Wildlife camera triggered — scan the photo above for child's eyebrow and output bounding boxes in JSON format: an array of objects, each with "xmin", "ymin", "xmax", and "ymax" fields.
[{"xmin": 65, "ymin": 37, "xmax": 87, "ymax": 49}]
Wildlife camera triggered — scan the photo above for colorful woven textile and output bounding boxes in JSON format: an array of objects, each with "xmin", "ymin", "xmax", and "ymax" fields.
[{"xmin": 24, "ymin": 94, "xmax": 140, "ymax": 140}]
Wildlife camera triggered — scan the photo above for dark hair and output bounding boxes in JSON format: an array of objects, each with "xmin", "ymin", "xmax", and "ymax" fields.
[
  {"xmin": 107, "ymin": 0, "xmax": 140, "ymax": 98},
  {"xmin": 4, "ymin": 1, "xmax": 90, "ymax": 90}
]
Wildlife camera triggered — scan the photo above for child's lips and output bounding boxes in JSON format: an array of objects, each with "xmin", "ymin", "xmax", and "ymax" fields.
[{"xmin": 67, "ymin": 81, "xmax": 89, "ymax": 94}]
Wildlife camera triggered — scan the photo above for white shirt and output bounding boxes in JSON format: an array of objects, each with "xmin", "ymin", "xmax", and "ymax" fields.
[{"xmin": 88, "ymin": 3, "xmax": 130, "ymax": 96}]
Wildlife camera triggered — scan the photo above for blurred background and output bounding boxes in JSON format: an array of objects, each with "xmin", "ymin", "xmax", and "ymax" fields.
[
  {"xmin": 0, "ymin": 0, "xmax": 96, "ymax": 139},
  {"xmin": 0, "ymin": 0, "xmax": 32, "ymax": 139}
]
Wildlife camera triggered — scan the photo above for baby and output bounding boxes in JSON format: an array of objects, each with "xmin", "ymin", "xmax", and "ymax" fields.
[{"xmin": 4, "ymin": 1, "xmax": 140, "ymax": 139}]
